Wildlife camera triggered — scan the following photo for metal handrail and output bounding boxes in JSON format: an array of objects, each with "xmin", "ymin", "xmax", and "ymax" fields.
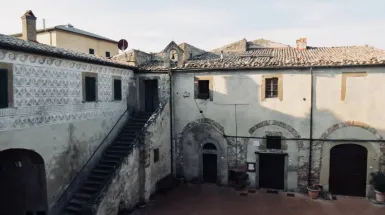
[{"xmin": 56, "ymin": 108, "xmax": 129, "ymax": 203}]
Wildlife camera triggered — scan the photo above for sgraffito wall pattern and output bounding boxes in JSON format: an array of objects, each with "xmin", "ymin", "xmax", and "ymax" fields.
[{"xmin": 0, "ymin": 49, "xmax": 133, "ymax": 132}]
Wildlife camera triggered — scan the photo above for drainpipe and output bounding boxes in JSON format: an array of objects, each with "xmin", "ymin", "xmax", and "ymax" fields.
[
  {"xmin": 308, "ymin": 67, "xmax": 314, "ymax": 186},
  {"xmin": 169, "ymin": 69, "xmax": 174, "ymax": 176}
]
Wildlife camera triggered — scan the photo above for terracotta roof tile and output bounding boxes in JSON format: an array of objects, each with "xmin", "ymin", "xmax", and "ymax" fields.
[
  {"xmin": 140, "ymin": 45, "xmax": 385, "ymax": 71},
  {"xmin": 0, "ymin": 34, "xmax": 136, "ymax": 70}
]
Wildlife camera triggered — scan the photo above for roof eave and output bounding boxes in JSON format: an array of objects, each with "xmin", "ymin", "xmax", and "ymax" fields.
[
  {"xmin": 139, "ymin": 63, "xmax": 385, "ymax": 73},
  {"xmin": 0, "ymin": 44, "xmax": 137, "ymax": 71}
]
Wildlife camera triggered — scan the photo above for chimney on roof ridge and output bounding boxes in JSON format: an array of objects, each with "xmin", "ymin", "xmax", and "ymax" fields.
[
  {"xmin": 220, "ymin": 50, "xmax": 224, "ymax": 61},
  {"xmin": 21, "ymin": 10, "xmax": 37, "ymax": 42},
  {"xmin": 296, "ymin": 38, "xmax": 307, "ymax": 50}
]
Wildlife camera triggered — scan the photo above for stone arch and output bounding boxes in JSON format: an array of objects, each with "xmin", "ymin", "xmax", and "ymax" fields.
[
  {"xmin": 0, "ymin": 148, "xmax": 48, "ymax": 215},
  {"xmin": 175, "ymin": 118, "xmax": 227, "ymax": 184},
  {"xmin": 314, "ymin": 121, "xmax": 385, "ymax": 193},
  {"xmin": 248, "ymin": 120, "xmax": 307, "ymax": 191}
]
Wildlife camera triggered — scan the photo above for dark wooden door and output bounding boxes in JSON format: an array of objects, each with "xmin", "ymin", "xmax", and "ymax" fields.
[
  {"xmin": 0, "ymin": 69, "xmax": 8, "ymax": 108},
  {"xmin": 329, "ymin": 144, "xmax": 367, "ymax": 196},
  {"xmin": 203, "ymin": 154, "xmax": 217, "ymax": 183},
  {"xmin": 144, "ymin": 80, "xmax": 158, "ymax": 112},
  {"xmin": 259, "ymin": 153, "xmax": 285, "ymax": 190}
]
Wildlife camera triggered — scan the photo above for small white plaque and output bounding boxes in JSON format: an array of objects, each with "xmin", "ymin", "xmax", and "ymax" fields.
[
  {"xmin": 253, "ymin": 140, "xmax": 260, "ymax": 147},
  {"xmin": 248, "ymin": 163, "xmax": 255, "ymax": 171}
]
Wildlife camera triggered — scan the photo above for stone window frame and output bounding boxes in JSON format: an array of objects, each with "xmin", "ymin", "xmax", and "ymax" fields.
[
  {"xmin": 112, "ymin": 75, "xmax": 122, "ymax": 101},
  {"xmin": 194, "ymin": 76, "xmax": 213, "ymax": 101},
  {"xmin": 0, "ymin": 62, "xmax": 14, "ymax": 109},
  {"xmin": 261, "ymin": 74, "xmax": 283, "ymax": 101},
  {"xmin": 82, "ymin": 72, "xmax": 98, "ymax": 103},
  {"xmin": 341, "ymin": 72, "xmax": 367, "ymax": 101}
]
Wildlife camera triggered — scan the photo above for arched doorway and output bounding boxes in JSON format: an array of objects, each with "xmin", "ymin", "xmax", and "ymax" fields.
[
  {"xmin": 329, "ymin": 144, "xmax": 368, "ymax": 196},
  {"xmin": 0, "ymin": 149, "xmax": 48, "ymax": 215},
  {"xmin": 202, "ymin": 143, "xmax": 217, "ymax": 183}
]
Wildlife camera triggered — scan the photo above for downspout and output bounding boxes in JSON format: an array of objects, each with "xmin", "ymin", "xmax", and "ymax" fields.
[
  {"xmin": 169, "ymin": 69, "xmax": 174, "ymax": 176},
  {"xmin": 308, "ymin": 67, "xmax": 314, "ymax": 185}
]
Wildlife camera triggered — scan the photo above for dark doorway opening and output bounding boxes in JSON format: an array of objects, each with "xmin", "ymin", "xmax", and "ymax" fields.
[
  {"xmin": 329, "ymin": 144, "xmax": 367, "ymax": 197},
  {"xmin": 0, "ymin": 149, "xmax": 48, "ymax": 215},
  {"xmin": 144, "ymin": 79, "xmax": 159, "ymax": 113},
  {"xmin": 259, "ymin": 153, "xmax": 285, "ymax": 190},
  {"xmin": 202, "ymin": 143, "xmax": 218, "ymax": 183}
]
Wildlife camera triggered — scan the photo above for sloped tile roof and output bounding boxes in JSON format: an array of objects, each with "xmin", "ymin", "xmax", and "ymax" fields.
[
  {"xmin": 140, "ymin": 45, "xmax": 385, "ymax": 71},
  {"xmin": 0, "ymin": 34, "xmax": 135, "ymax": 70}
]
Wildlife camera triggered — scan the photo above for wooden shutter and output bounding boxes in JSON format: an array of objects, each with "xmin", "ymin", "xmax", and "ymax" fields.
[
  {"xmin": 0, "ymin": 69, "xmax": 8, "ymax": 108},
  {"xmin": 85, "ymin": 77, "xmax": 96, "ymax": 102},
  {"xmin": 114, "ymin": 79, "xmax": 122, "ymax": 100}
]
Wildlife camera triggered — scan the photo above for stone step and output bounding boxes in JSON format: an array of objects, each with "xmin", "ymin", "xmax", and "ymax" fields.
[{"xmin": 63, "ymin": 204, "xmax": 81, "ymax": 214}]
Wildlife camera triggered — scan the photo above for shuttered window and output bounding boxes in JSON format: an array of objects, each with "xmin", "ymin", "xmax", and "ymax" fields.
[
  {"xmin": 85, "ymin": 76, "xmax": 96, "ymax": 102},
  {"xmin": 265, "ymin": 78, "xmax": 278, "ymax": 98},
  {"xmin": 198, "ymin": 80, "xmax": 210, "ymax": 99},
  {"xmin": 113, "ymin": 79, "xmax": 122, "ymax": 101},
  {"xmin": 0, "ymin": 69, "xmax": 8, "ymax": 108}
]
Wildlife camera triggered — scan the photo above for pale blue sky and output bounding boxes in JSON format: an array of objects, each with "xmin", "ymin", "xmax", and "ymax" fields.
[{"xmin": 2, "ymin": 0, "xmax": 385, "ymax": 52}]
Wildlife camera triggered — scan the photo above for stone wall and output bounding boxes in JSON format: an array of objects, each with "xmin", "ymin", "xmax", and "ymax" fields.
[{"xmin": 0, "ymin": 49, "xmax": 134, "ymax": 207}]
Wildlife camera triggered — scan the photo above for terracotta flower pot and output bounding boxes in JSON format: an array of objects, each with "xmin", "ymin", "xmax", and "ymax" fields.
[
  {"xmin": 307, "ymin": 186, "xmax": 321, "ymax": 199},
  {"xmin": 374, "ymin": 190, "xmax": 385, "ymax": 202}
]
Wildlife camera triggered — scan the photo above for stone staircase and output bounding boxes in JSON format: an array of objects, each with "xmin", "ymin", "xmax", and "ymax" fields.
[{"xmin": 62, "ymin": 112, "xmax": 153, "ymax": 215}]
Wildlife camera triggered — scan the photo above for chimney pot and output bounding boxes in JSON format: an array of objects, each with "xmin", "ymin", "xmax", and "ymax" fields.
[
  {"xmin": 296, "ymin": 38, "xmax": 307, "ymax": 50},
  {"xmin": 21, "ymin": 10, "xmax": 37, "ymax": 42}
]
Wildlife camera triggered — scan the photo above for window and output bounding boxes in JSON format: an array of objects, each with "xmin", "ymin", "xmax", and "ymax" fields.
[
  {"xmin": 0, "ymin": 69, "xmax": 8, "ymax": 108},
  {"xmin": 113, "ymin": 79, "xmax": 122, "ymax": 101},
  {"xmin": 89, "ymin": 48, "xmax": 95, "ymax": 55},
  {"xmin": 106, "ymin": 51, "xmax": 111, "ymax": 58},
  {"xmin": 85, "ymin": 76, "xmax": 97, "ymax": 102},
  {"xmin": 266, "ymin": 136, "xmax": 282, "ymax": 149},
  {"xmin": 198, "ymin": 80, "xmax": 210, "ymax": 99},
  {"xmin": 265, "ymin": 78, "xmax": 278, "ymax": 98},
  {"xmin": 154, "ymin": 148, "xmax": 159, "ymax": 163}
]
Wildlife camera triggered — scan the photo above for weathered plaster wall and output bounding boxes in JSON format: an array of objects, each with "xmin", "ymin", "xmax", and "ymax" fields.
[
  {"xmin": 172, "ymin": 67, "xmax": 385, "ymax": 192},
  {"xmin": 146, "ymin": 101, "xmax": 171, "ymax": 194},
  {"xmin": 95, "ymin": 146, "xmax": 140, "ymax": 215},
  {"xmin": 0, "ymin": 49, "xmax": 133, "ymax": 207}
]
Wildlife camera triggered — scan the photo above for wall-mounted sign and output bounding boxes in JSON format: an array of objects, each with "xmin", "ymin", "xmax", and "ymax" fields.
[
  {"xmin": 247, "ymin": 162, "xmax": 256, "ymax": 172},
  {"xmin": 253, "ymin": 140, "xmax": 260, "ymax": 147}
]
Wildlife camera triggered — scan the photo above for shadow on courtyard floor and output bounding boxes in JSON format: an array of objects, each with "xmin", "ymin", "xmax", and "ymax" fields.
[{"xmin": 125, "ymin": 184, "xmax": 385, "ymax": 215}]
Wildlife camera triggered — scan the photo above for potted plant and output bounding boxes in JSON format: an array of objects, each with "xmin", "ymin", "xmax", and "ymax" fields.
[
  {"xmin": 369, "ymin": 171, "xmax": 385, "ymax": 202},
  {"xmin": 307, "ymin": 184, "xmax": 321, "ymax": 199}
]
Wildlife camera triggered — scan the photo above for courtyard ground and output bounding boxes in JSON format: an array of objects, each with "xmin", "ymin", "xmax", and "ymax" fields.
[{"xmin": 131, "ymin": 184, "xmax": 385, "ymax": 215}]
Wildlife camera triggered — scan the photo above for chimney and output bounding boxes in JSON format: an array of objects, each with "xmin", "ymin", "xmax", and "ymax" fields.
[
  {"xmin": 296, "ymin": 38, "xmax": 307, "ymax": 50},
  {"xmin": 21, "ymin": 10, "xmax": 37, "ymax": 42}
]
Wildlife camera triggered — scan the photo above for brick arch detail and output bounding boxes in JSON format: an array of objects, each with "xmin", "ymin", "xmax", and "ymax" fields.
[
  {"xmin": 175, "ymin": 118, "xmax": 225, "ymax": 177},
  {"xmin": 313, "ymin": 121, "xmax": 385, "ymax": 184},
  {"xmin": 248, "ymin": 120, "xmax": 309, "ymax": 190}
]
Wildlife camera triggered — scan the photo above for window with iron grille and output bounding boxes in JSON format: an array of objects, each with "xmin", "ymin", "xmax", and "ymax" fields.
[
  {"xmin": 265, "ymin": 77, "xmax": 278, "ymax": 98},
  {"xmin": 89, "ymin": 48, "xmax": 95, "ymax": 55},
  {"xmin": 113, "ymin": 79, "xmax": 122, "ymax": 101},
  {"xmin": 106, "ymin": 52, "xmax": 111, "ymax": 58},
  {"xmin": 85, "ymin": 76, "xmax": 96, "ymax": 102},
  {"xmin": 198, "ymin": 80, "xmax": 210, "ymax": 99},
  {"xmin": 0, "ymin": 69, "xmax": 8, "ymax": 108},
  {"xmin": 154, "ymin": 148, "xmax": 159, "ymax": 163},
  {"xmin": 266, "ymin": 136, "xmax": 282, "ymax": 149}
]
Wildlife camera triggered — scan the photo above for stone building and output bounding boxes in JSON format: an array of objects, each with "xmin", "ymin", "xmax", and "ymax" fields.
[
  {"xmin": 11, "ymin": 11, "xmax": 118, "ymax": 57},
  {"xmin": 2, "ymin": 9, "xmax": 385, "ymax": 215},
  {"xmin": 129, "ymin": 38, "xmax": 385, "ymax": 197}
]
